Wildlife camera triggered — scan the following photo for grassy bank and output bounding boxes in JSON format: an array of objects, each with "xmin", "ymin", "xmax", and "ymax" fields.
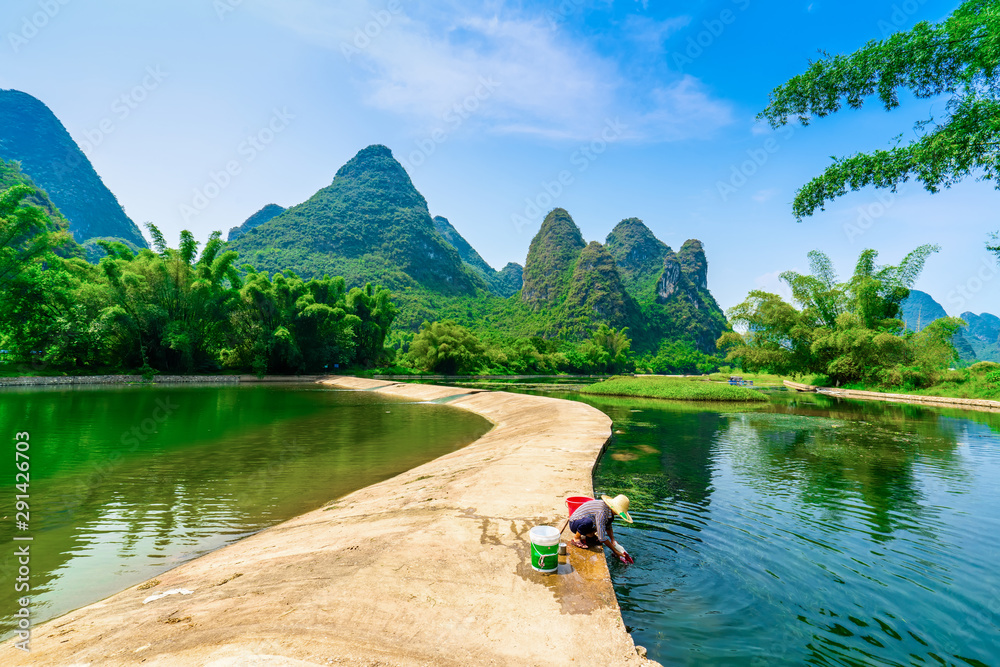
[
  {"xmin": 582, "ymin": 376, "xmax": 768, "ymax": 402},
  {"xmin": 834, "ymin": 362, "xmax": 1000, "ymax": 402}
]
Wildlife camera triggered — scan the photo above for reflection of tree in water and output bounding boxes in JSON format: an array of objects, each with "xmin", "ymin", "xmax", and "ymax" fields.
[
  {"xmin": 735, "ymin": 394, "xmax": 967, "ymax": 539},
  {"xmin": 0, "ymin": 384, "xmax": 490, "ymax": 640}
]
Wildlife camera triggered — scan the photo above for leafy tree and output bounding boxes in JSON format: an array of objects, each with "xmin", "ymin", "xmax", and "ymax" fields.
[
  {"xmin": 347, "ymin": 283, "xmax": 398, "ymax": 367},
  {"xmin": 759, "ymin": 0, "xmax": 1000, "ymax": 220},
  {"xmin": 718, "ymin": 291, "xmax": 818, "ymax": 376},
  {"xmin": 0, "ymin": 184, "xmax": 73, "ymax": 290},
  {"xmin": 639, "ymin": 340, "xmax": 721, "ymax": 375},
  {"xmin": 407, "ymin": 320, "xmax": 486, "ymax": 374},
  {"xmin": 579, "ymin": 324, "xmax": 633, "ymax": 374},
  {"xmin": 720, "ymin": 246, "xmax": 952, "ymax": 386}
]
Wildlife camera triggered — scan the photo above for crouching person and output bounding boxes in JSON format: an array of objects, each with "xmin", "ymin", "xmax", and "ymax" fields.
[{"xmin": 568, "ymin": 494, "xmax": 635, "ymax": 564}]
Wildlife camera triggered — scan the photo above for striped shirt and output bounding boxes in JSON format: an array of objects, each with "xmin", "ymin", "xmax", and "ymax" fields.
[{"xmin": 570, "ymin": 499, "xmax": 614, "ymax": 542}]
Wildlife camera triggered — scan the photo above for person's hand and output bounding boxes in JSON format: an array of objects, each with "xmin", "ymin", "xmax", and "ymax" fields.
[{"xmin": 617, "ymin": 550, "xmax": 635, "ymax": 565}]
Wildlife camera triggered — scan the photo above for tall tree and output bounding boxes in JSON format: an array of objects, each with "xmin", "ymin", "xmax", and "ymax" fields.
[
  {"xmin": 759, "ymin": 0, "xmax": 1000, "ymax": 221},
  {"xmin": 720, "ymin": 246, "xmax": 948, "ymax": 386}
]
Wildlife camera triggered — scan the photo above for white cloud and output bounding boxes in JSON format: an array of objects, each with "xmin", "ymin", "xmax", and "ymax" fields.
[
  {"xmin": 251, "ymin": 0, "xmax": 732, "ymax": 142},
  {"xmin": 622, "ymin": 14, "xmax": 691, "ymax": 52}
]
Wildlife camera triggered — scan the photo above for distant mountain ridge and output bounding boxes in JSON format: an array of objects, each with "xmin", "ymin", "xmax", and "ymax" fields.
[
  {"xmin": 960, "ymin": 311, "xmax": 1000, "ymax": 362},
  {"xmin": 227, "ymin": 144, "xmax": 728, "ymax": 351},
  {"xmin": 432, "ymin": 215, "xmax": 522, "ymax": 297},
  {"xmin": 228, "ymin": 144, "xmax": 483, "ymax": 296},
  {"xmin": 228, "ymin": 204, "xmax": 286, "ymax": 241},
  {"xmin": 900, "ymin": 289, "xmax": 998, "ymax": 362},
  {"xmin": 0, "ymin": 89, "xmax": 147, "ymax": 250},
  {"xmin": 517, "ymin": 208, "xmax": 726, "ymax": 352}
]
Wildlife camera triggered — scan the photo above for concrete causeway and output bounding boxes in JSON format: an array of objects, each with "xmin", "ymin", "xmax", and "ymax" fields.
[{"xmin": 6, "ymin": 377, "xmax": 660, "ymax": 666}]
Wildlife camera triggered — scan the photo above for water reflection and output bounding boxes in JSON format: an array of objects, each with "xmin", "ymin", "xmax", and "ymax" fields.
[
  {"xmin": 0, "ymin": 384, "xmax": 490, "ymax": 639},
  {"xmin": 574, "ymin": 390, "xmax": 1000, "ymax": 667}
]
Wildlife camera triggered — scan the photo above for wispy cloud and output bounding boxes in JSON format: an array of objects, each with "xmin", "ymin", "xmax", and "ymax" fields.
[
  {"xmin": 251, "ymin": 0, "xmax": 732, "ymax": 142},
  {"xmin": 622, "ymin": 14, "xmax": 691, "ymax": 52}
]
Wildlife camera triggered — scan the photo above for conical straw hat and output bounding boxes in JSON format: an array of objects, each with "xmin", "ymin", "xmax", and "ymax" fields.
[{"xmin": 601, "ymin": 494, "xmax": 633, "ymax": 523}]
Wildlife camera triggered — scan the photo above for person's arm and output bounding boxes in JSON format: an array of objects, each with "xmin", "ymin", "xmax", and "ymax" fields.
[
  {"xmin": 603, "ymin": 522, "xmax": 635, "ymax": 564},
  {"xmin": 601, "ymin": 525, "xmax": 618, "ymax": 553}
]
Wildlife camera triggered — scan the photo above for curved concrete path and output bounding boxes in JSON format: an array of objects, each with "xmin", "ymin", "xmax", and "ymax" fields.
[{"xmin": 5, "ymin": 377, "xmax": 659, "ymax": 666}]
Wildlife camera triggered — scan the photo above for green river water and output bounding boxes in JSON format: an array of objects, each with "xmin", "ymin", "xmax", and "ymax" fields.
[
  {"xmin": 3, "ymin": 381, "xmax": 999, "ymax": 666},
  {"xmin": 0, "ymin": 383, "xmax": 491, "ymax": 639},
  {"xmin": 579, "ymin": 391, "xmax": 1000, "ymax": 666}
]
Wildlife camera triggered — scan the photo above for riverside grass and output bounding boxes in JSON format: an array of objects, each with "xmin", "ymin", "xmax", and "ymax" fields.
[{"xmin": 582, "ymin": 376, "xmax": 767, "ymax": 402}]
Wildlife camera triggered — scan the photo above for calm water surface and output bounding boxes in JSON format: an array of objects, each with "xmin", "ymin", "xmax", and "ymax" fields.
[
  {"xmin": 577, "ymin": 391, "xmax": 1000, "ymax": 666},
  {"xmin": 0, "ymin": 383, "xmax": 490, "ymax": 638}
]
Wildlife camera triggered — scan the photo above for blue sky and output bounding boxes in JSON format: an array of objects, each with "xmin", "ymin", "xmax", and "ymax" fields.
[{"xmin": 1, "ymin": 0, "xmax": 996, "ymax": 316}]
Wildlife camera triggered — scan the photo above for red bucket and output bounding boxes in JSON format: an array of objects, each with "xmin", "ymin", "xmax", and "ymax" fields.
[{"xmin": 566, "ymin": 496, "xmax": 594, "ymax": 518}]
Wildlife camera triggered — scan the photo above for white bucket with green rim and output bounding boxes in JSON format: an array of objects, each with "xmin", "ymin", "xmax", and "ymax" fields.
[{"xmin": 529, "ymin": 525, "xmax": 560, "ymax": 573}]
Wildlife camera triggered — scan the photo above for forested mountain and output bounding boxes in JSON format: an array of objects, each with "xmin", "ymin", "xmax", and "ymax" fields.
[
  {"xmin": 960, "ymin": 311, "xmax": 1000, "ymax": 362},
  {"xmin": 432, "ymin": 215, "xmax": 523, "ymax": 297},
  {"xmin": 228, "ymin": 203, "xmax": 286, "ymax": 241},
  {"xmin": 605, "ymin": 219, "xmax": 728, "ymax": 352},
  {"xmin": 0, "ymin": 89, "xmax": 147, "ymax": 250},
  {"xmin": 521, "ymin": 208, "xmax": 587, "ymax": 309},
  {"xmin": 224, "ymin": 145, "xmax": 728, "ymax": 351},
  {"xmin": 228, "ymin": 145, "xmax": 483, "ymax": 296}
]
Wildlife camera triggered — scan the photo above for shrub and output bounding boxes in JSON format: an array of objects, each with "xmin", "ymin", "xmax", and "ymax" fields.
[{"xmin": 407, "ymin": 320, "xmax": 486, "ymax": 375}]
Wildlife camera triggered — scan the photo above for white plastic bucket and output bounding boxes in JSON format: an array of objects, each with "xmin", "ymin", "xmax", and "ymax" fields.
[{"xmin": 529, "ymin": 525, "xmax": 561, "ymax": 573}]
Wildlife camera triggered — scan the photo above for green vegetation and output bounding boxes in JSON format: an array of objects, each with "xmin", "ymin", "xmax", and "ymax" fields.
[
  {"xmin": 760, "ymin": 0, "xmax": 1000, "ymax": 220},
  {"xmin": 759, "ymin": 0, "xmax": 1000, "ymax": 263},
  {"xmin": 720, "ymin": 246, "xmax": 968, "ymax": 391},
  {"xmin": 407, "ymin": 321, "xmax": 486, "ymax": 374},
  {"xmin": 404, "ymin": 321, "xmax": 633, "ymax": 375},
  {"xmin": 832, "ymin": 361, "xmax": 1000, "ymax": 401},
  {"xmin": 0, "ymin": 179, "xmax": 396, "ymax": 374},
  {"xmin": 521, "ymin": 207, "xmax": 587, "ymax": 309},
  {"xmin": 228, "ymin": 203, "xmax": 286, "ymax": 242},
  {"xmin": 634, "ymin": 340, "xmax": 721, "ymax": 375},
  {"xmin": 229, "ymin": 147, "xmax": 729, "ymax": 362},
  {"xmin": 582, "ymin": 376, "xmax": 767, "ymax": 402}
]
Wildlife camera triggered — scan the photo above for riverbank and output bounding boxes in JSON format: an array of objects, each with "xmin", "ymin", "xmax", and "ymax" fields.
[
  {"xmin": 784, "ymin": 380, "xmax": 1000, "ymax": 412},
  {"xmin": 4, "ymin": 377, "xmax": 659, "ymax": 666}
]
